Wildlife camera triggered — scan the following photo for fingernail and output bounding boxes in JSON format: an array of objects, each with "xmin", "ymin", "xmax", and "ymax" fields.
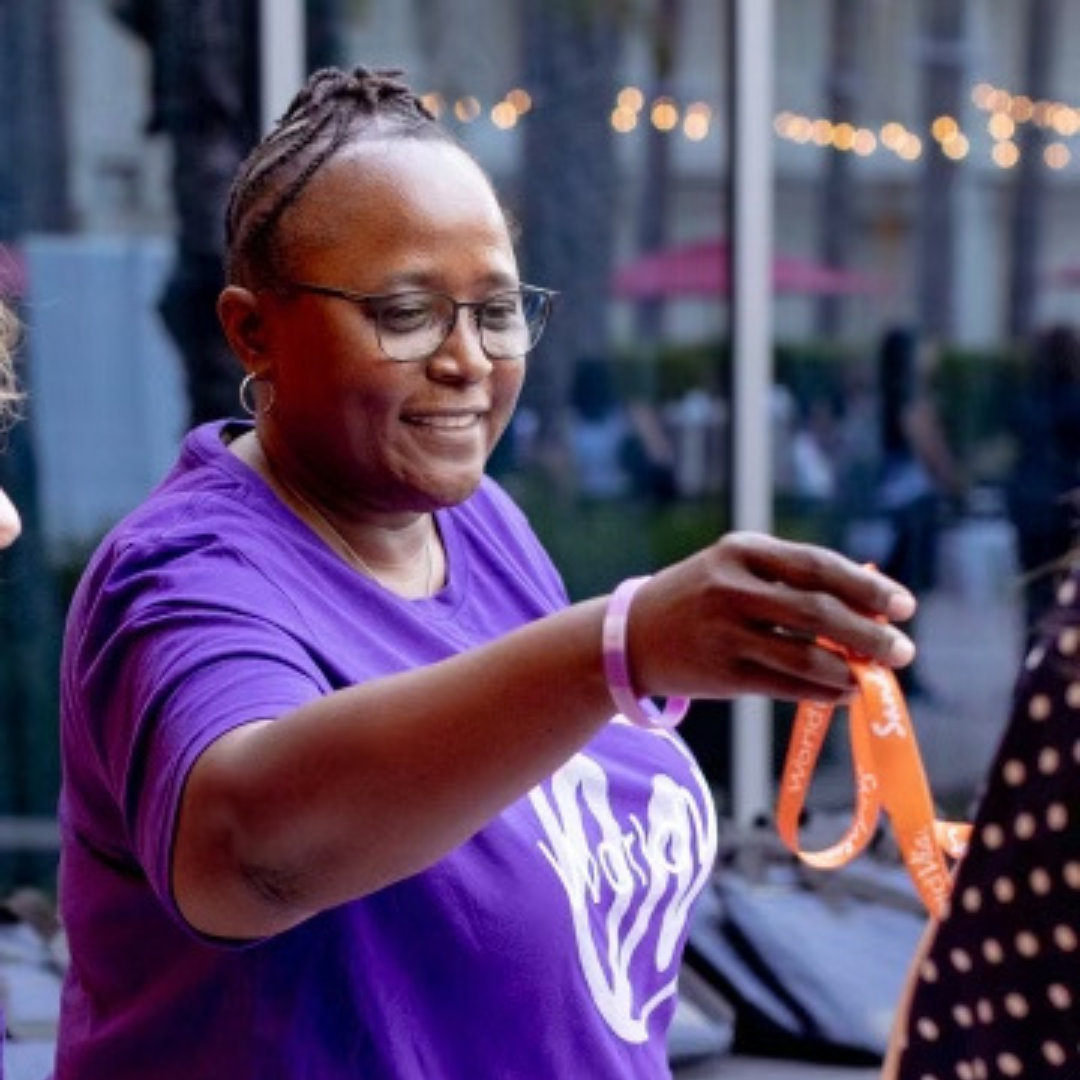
[
  {"xmin": 889, "ymin": 633, "xmax": 916, "ymax": 666},
  {"xmin": 886, "ymin": 590, "xmax": 917, "ymax": 621}
]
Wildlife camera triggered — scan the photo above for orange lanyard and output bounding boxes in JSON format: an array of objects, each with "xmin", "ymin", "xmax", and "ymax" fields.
[{"xmin": 775, "ymin": 643, "xmax": 971, "ymax": 919}]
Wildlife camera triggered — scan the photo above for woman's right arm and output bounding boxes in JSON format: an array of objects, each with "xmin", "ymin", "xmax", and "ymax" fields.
[{"xmin": 172, "ymin": 532, "xmax": 916, "ymax": 940}]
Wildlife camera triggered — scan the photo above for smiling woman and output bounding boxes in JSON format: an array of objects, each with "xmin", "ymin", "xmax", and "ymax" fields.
[{"xmin": 53, "ymin": 65, "xmax": 918, "ymax": 1080}]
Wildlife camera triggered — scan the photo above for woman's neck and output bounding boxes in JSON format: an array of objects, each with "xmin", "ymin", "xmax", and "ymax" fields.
[{"xmin": 229, "ymin": 429, "xmax": 443, "ymax": 598}]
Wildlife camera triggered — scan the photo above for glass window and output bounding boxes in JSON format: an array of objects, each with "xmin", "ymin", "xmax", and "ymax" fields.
[{"xmin": 0, "ymin": 0, "xmax": 1066, "ymax": 893}]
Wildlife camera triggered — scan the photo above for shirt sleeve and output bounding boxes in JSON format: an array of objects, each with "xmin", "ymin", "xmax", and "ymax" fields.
[{"xmin": 67, "ymin": 530, "xmax": 327, "ymax": 922}]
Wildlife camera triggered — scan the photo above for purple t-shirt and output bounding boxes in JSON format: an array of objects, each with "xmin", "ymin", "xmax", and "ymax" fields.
[{"xmin": 54, "ymin": 422, "xmax": 717, "ymax": 1079}]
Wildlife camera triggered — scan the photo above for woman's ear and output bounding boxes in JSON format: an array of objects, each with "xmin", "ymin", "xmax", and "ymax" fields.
[{"xmin": 217, "ymin": 286, "xmax": 268, "ymax": 370}]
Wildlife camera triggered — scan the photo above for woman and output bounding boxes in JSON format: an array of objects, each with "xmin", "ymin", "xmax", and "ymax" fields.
[
  {"xmin": 884, "ymin": 573, "xmax": 1080, "ymax": 1079},
  {"xmin": 54, "ymin": 67, "xmax": 916, "ymax": 1079},
  {"xmin": 0, "ymin": 298, "xmax": 22, "ymax": 547}
]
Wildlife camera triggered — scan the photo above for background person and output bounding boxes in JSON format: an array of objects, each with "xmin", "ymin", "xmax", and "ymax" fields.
[
  {"xmin": 884, "ymin": 564, "xmax": 1080, "ymax": 1079},
  {"xmin": 876, "ymin": 325, "xmax": 965, "ymax": 700},
  {"xmin": 1005, "ymin": 322, "xmax": 1080, "ymax": 648},
  {"xmin": 568, "ymin": 354, "xmax": 633, "ymax": 500},
  {"xmin": 53, "ymin": 66, "xmax": 916, "ymax": 1079}
]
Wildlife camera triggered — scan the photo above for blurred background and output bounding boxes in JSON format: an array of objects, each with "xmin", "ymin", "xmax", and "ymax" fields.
[{"xmin": 0, "ymin": 0, "xmax": 1076, "ymax": 900}]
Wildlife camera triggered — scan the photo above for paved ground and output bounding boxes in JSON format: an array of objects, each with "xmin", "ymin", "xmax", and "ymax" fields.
[
  {"xmin": 6, "ymin": 1045, "xmax": 877, "ymax": 1079},
  {"xmin": 7, "ymin": 1043, "xmax": 54, "ymax": 1079},
  {"xmin": 678, "ymin": 1057, "xmax": 879, "ymax": 1079},
  {"xmin": 7, "ymin": 1046, "xmax": 880, "ymax": 1080}
]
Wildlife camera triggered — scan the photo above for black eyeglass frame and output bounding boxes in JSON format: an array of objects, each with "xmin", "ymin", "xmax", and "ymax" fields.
[{"xmin": 273, "ymin": 281, "xmax": 558, "ymax": 363}]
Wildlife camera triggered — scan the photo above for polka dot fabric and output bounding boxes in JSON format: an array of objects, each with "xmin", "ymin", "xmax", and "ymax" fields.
[{"xmin": 896, "ymin": 574, "xmax": 1080, "ymax": 1078}]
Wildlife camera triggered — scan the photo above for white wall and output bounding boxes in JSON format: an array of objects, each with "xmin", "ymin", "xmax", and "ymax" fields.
[{"xmin": 25, "ymin": 236, "xmax": 186, "ymax": 558}]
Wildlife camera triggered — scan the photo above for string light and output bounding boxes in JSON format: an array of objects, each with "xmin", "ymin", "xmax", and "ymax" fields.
[
  {"xmin": 973, "ymin": 81, "xmax": 1080, "ymax": 169},
  {"xmin": 852, "ymin": 128, "xmax": 877, "ymax": 156},
  {"xmin": 942, "ymin": 133, "xmax": 970, "ymax": 161},
  {"xmin": 1010, "ymin": 95, "xmax": 1035, "ymax": 123},
  {"xmin": 931, "ymin": 115, "xmax": 959, "ymax": 142},
  {"xmin": 810, "ymin": 118, "xmax": 834, "ymax": 146},
  {"xmin": 832, "ymin": 121, "xmax": 856, "ymax": 151},
  {"xmin": 897, "ymin": 133, "xmax": 923, "ymax": 161},
  {"xmin": 453, "ymin": 96, "xmax": 481, "ymax": 123},
  {"xmin": 421, "ymin": 92, "xmax": 444, "ymax": 118},
  {"xmin": 650, "ymin": 97, "xmax": 679, "ymax": 131},
  {"xmin": 1053, "ymin": 109, "xmax": 1080, "ymax": 137},
  {"xmin": 988, "ymin": 113, "xmax": 1016, "ymax": 140},
  {"xmin": 491, "ymin": 101, "xmax": 518, "ymax": 130},
  {"xmin": 611, "ymin": 106, "xmax": 638, "ymax": 133},
  {"xmin": 418, "ymin": 82, "xmax": 719, "ymax": 142},
  {"xmin": 506, "ymin": 88, "xmax": 532, "ymax": 114},
  {"xmin": 412, "ymin": 75, "xmax": 1077, "ymax": 168},
  {"xmin": 1045, "ymin": 143, "xmax": 1071, "ymax": 169},
  {"xmin": 683, "ymin": 102, "xmax": 712, "ymax": 141},
  {"xmin": 881, "ymin": 122, "xmax": 908, "ymax": 150},
  {"xmin": 992, "ymin": 141, "xmax": 1020, "ymax": 168},
  {"xmin": 770, "ymin": 77, "xmax": 1080, "ymax": 171}
]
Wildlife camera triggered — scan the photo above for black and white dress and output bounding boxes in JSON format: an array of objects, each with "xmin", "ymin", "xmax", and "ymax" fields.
[{"xmin": 895, "ymin": 572, "xmax": 1080, "ymax": 1078}]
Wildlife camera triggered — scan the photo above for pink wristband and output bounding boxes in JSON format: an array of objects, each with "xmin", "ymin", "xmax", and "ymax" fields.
[{"xmin": 602, "ymin": 576, "xmax": 690, "ymax": 730}]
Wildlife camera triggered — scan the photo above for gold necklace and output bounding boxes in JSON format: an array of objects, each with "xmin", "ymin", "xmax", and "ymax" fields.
[{"xmin": 258, "ymin": 440, "xmax": 435, "ymax": 596}]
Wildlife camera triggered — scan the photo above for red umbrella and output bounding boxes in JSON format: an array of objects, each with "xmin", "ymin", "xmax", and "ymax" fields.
[{"xmin": 612, "ymin": 237, "xmax": 889, "ymax": 299}]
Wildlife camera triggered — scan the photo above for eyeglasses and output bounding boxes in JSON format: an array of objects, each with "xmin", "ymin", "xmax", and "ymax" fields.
[{"xmin": 279, "ymin": 281, "xmax": 557, "ymax": 363}]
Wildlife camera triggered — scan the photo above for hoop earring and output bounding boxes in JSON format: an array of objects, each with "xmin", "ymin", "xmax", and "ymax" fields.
[{"xmin": 239, "ymin": 373, "xmax": 275, "ymax": 417}]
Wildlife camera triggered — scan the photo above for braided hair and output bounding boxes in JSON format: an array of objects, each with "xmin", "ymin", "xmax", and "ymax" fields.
[{"xmin": 224, "ymin": 66, "xmax": 455, "ymax": 287}]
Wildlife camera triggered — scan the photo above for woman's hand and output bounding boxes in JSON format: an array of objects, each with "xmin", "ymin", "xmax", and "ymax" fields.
[
  {"xmin": 0, "ymin": 488, "xmax": 20, "ymax": 549},
  {"xmin": 627, "ymin": 531, "xmax": 917, "ymax": 704}
]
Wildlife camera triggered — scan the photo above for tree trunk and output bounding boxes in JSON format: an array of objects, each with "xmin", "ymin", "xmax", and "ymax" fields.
[
  {"xmin": 814, "ymin": 0, "xmax": 861, "ymax": 340},
  {"xmin": 518, "ymin": 0, "xmax": 622, "ymax": 461},
  {"xmin": 1007, "ymin": 0, "xmax": 1056, "ymax": 342},
  {"xmin": 632, "ymin": 0, "xmax": 682, "ymax": 358},
  {"xmin": 916, "ymin": 0, "xmax": 966, "ymax": 339},
  {"xmin": 307, "ymin": 0, "xmax": 348, "ymax": 69},
  {"xmin": 113, "ymin": 0, "xmax": 261, "ymax": 428}
]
